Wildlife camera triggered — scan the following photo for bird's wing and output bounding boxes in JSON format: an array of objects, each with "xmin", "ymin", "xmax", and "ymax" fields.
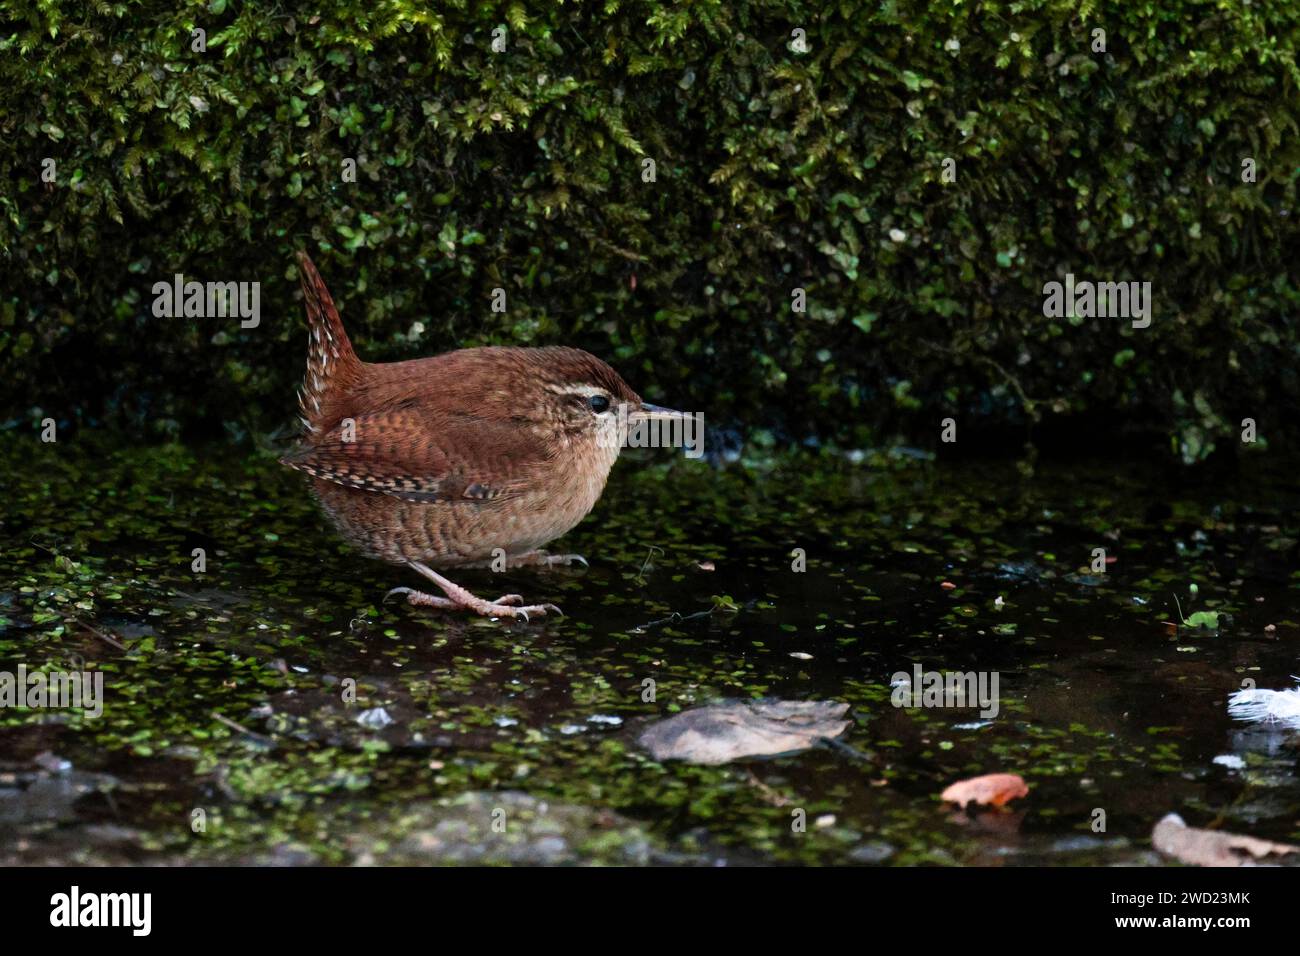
[{"xmin": 280, "ymin": 407, "xmax": 550, "ymax": 503}]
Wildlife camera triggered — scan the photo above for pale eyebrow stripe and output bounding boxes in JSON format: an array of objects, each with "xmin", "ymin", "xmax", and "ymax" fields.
[{"xmin": 544, "ymin": 383, "xmax": 608, "ymax": 398}]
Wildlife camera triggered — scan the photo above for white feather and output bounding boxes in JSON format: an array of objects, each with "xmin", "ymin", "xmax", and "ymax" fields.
[{"xmin": 1227, "ymin": 677, "xmax": 1300, "ymax": 728}]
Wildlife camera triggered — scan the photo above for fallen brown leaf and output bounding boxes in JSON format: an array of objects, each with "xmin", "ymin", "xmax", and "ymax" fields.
[
  {"xmin": 1151, "ymin": 813, "xmax": 1299, "ymax": 867},
  {"xmin": 940, "ymin": 772, "xmax": 1029, "ymax": 808}
]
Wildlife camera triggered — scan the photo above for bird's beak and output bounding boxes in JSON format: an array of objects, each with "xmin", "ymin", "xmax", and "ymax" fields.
[
  {"xmin": 630, "ymin": 402, "xmax": 691, "ymax": 422},
  {"xmin": 623, "ymin": 402, "xmax": 705, "ymax": 459}
]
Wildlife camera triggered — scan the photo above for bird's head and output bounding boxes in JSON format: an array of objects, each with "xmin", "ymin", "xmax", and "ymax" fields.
[
  {"xmin": 426, "ymin": 346, "xmax": 694, "ymax": 471},
  {"xmin": 520, "ymin": 347, "xmax": 689, "ymax": 455}
]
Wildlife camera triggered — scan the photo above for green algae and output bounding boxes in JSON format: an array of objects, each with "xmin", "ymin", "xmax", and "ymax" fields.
[{"xmin": 2, "ymin": 436, "xmax": 1299, "ymax": 865}]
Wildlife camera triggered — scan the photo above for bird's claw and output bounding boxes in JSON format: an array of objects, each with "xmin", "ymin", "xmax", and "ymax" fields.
[
  {"xmin": 483, "ymin": 601, "xmax": 563, "ymax": 622},
  {"xmin": 384, "ymin": 586, "xmax": 414, "ymax": 604}
]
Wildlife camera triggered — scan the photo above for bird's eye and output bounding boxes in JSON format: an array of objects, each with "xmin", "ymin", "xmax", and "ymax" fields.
[{"xmin": 588, "ymin": 394, "xmax": 611, "ymax": 414}]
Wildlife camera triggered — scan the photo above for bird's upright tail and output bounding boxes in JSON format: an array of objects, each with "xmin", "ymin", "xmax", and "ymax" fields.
[{"xmin": 295, "ymin": 251, "xmax": 362, "ymax": 436}]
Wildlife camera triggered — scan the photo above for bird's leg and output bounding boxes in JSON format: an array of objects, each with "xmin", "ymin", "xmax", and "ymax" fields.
[
  {"xmin": 387, "ymin": 561, "xmax": 561, "ymax": 621},
  {"xmin": 508, "ymin": 550, "xmax": 589, "ymax": 569},
  {"xmin": 384, "ymin": 589, "xmax": 457, "ymax": 610}
]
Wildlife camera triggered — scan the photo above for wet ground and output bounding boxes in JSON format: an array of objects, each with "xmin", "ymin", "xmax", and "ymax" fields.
[{"xmin": 2, "ymin": 436, "xmax": 1298, "ymax": 865}]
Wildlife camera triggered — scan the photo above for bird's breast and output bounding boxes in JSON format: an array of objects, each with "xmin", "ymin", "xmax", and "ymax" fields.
[
  {"xmin": 513, "ymin": 438, "xmax": 620, "ymax": 547},
  {"xmin": 308, "ymin": 438, "xmax": 620, "ymax": 567}
]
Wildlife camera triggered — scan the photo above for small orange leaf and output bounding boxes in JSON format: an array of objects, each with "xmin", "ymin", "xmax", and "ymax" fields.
[
  {"xmin": 940, "ymin": 581, "xmax": 956, "ymax": 590},
  {"xmin": 940, "ymin": 773, "xmax": 1029, "ymax": 808}
]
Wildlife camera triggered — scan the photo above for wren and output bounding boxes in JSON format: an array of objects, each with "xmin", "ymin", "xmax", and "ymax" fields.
[{"xmin": 281, "ymin": 252, "xmax": 689, "ymax": 620}]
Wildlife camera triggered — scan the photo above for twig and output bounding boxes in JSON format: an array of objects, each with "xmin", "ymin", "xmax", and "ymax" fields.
[
  {"xmin": 918, "ymin": 339, "xmax": 1044, "ymax": 423},
  {"xmin": 168, "ymin": 588, "xmax": 215, "ymax": 606},
  {"xmin": 568, "ymin": 23, "xmax": 592, "ymax": 53},
  {"xmin": 820, "ymin": 735, "xmax": 873, "ymax": 763},
  {"xmin": 75, "ymin": 619, "xmax": 127, "ymax": 651},
  {"xmin": 635, "ymin": 545, "xmax": 664, "ymax": 583},
  {"xmin": 630, "ymin": 608, "xmax": 716, "ymax": 633},
  {"xmin": 744, "ymin": 769, "xmax": 793, "ymax": 807},
  {"xmin": 211, "ymin": 711, "xmax": 274, "ymax": 744}
]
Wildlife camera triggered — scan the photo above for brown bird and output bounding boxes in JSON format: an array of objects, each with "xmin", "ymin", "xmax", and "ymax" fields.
[{"xmin": 281, "ymin": 252, "xmax": 689, "ymax": 620}]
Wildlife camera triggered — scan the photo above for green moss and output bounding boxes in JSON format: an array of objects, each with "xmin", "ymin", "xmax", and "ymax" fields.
[{"xmin": 1, "ymin": 1, "xmax": 1298, "ymax": 457}]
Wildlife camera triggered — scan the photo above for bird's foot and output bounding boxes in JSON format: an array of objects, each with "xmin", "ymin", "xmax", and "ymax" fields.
[
  {"xmin": 391, "ymin": 562, "xmax": 563, "ymax": 622},
  {"xmin": 509, "ymin": 550, "xmax": 589, "ymax": 569},
  {"xmin": 385, "ymin": 586, "xmax": 558, "ymax": 620}
]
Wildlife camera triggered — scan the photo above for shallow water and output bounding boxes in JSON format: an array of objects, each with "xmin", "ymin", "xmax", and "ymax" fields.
[{"xmin": 2, "ymin": 438, "xmax": 1298, "ymax": 865}]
